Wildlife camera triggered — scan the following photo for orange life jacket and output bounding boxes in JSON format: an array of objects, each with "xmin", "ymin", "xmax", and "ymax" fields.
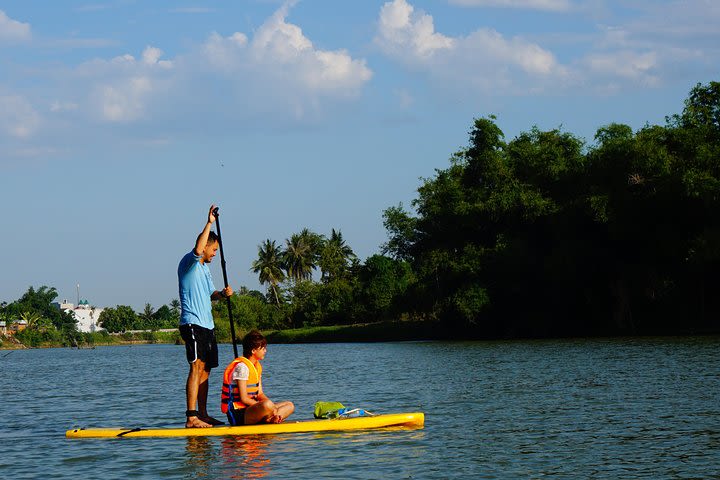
[{"xmin": 221, "ymin": 356, "xmax": 262, "ymax": 413}]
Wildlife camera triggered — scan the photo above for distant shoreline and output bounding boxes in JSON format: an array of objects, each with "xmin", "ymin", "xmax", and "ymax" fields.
[
  {"xmin": 3, "ymin": 320, "xmax": 719, "ymax": 350},
  {"xmin": 0, "ymin": 321, "xmax": 439, "ymax": 349}
]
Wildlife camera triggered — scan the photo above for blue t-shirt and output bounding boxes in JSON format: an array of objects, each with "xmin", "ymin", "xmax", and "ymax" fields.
[{"xmin": 178, "ymin": 251, "xmax": 216, "ymax": 329}]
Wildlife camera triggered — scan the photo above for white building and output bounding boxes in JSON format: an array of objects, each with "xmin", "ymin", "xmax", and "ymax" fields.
[{"xmin": 53, "ymin": 299, "xmax": 105, "ymax": 333}]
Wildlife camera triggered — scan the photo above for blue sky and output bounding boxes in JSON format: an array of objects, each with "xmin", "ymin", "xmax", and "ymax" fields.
[{"xmin": 1, "ymin": 0, "xmax": 718, "ymax": 310}]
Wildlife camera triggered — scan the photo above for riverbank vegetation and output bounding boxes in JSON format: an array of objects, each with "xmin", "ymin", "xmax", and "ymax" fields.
[
  {"xmin": 3, "ymin": 81, "xmax": 719, "ymax": 348},
  {"xmin": 0, "ymin": 286, "xmax": 182, "ymax": 348},
  {"xmin": 223, "ymin": 81, "xmax": 720, "ymax": 339}
]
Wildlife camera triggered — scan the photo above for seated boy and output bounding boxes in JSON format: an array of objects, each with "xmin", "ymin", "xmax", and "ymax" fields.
[{"xmin": 221, "ymin": 330, "xmax": 295, "ymax": 425}]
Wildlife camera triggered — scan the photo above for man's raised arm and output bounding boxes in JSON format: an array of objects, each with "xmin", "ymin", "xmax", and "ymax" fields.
[{"xmin": 194, "ymin": 204, "xmax": 217, "ymax": 256}]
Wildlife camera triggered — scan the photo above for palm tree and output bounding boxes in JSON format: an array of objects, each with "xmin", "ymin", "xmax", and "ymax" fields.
[
  {"xmin": 169, "ymin": 299, "xmax": 181, "ymax": 320},
  {"xmin": 20, "ymin": 311, "xmax": 42, "ymax": 329},
  {"xmin": 282, "ymin": 232, "xmax": 318, "ymax": 283},
  {"xmin": 140, "ymin": 303, "xmax": 155, "ymax": 329},
  {"xmin": 19, "ymin": 311, "xmax": 53, "ymax": 333},
  {"xmin": 252, "ymin": 239, "xmax": 286, "ymax": 305},
  {"xmin": 299, "ymin": 228, "xmax": 324, "ymax": 259},
  {"xmin": 319, "ymin": 229, "xmax": 357, "ymax": 282}
]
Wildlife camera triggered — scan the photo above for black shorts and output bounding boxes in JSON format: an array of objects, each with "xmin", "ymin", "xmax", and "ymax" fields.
[
  {"xmin": 179, "ymin": 324, "xmax": 218, "ymax": 369},
  {"xmin": 227, "ymin": 408, "xmax": 246, "ymax": 426}
]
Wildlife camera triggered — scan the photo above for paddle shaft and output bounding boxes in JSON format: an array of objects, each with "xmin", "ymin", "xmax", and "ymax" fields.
[{"xmin": 213, "ymin": 207, "xmax": 239, "ymax": 358}]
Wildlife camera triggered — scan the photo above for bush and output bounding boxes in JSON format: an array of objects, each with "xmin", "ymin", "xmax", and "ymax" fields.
[
  {"xmin": 141, "ymin": 331, "xmax": 158, "ymax": 343},
  {"xmin": 15, "ymin": 328, "xmax": 63, "ymax": 347}
]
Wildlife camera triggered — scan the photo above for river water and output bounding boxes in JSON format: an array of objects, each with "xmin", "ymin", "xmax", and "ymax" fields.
[{"xmin": 1, "ymin": 337, "xmax": 719, "ymax": 479}]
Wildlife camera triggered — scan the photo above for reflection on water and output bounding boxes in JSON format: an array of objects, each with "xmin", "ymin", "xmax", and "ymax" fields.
[
  {"xmin": 1, "ymin": 338, "xmax": 719, "ymax": 479},
  {"xmin": 184, "ymin": 436, "xmax": 218, "ymax": 478},
  {"xmin": 184, "ymin": 435, "xmax": 274, "ymax": 479},
  {"xmin": 219, "ymin": 436, "xmax": 272, "ymax": 479}
]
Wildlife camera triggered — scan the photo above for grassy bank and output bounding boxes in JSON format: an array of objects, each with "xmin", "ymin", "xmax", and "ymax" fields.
[
  {"xmin": 84, "ymin": 330, "xmax": 182, "ymax": 346},
  {"xmin": 2, "ymin": 321, "xmax": 439, "ymax": 349},
  {"xmin": 0, "ymin": 330, "xmax": 182, "ymax": 349},
  {"xmin": 263, "ymin": 320, "xmax": 441, "ymax": 344}
]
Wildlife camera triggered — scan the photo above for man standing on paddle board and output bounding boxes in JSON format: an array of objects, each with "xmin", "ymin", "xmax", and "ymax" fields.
[{"xmin": 178, "ymin": 204, "xmax": 233, "ymax": 428}]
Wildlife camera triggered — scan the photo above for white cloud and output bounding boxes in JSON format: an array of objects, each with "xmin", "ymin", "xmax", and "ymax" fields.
[
  {"xmin": 70, "ymin": 46, "xmax": 174, "ymax": 122},
  {"xmin": 40, "ymin": 3, "xmax": 373, "ymax": 129},
  {"xmin": 0, "ymin": 95, "xmax": 40, "ymax": 138},
  {"xmin": 94, "ymin": 76, "xmax": 153, "ymax": 122},
  {"xmin": 0, "ymin": 10, "xmax": 31, "ymax": 43},
  {"xmin": 448, "ymin": 0, "xmax": 572, "ymax": 11},
  {"xmin": 463, "ymin": 28, "xmax": 559, "ymax": 75},
  {"xmin": 202, "ymin": 32, "xmax": 248, "ymax": 71},
  {"xmin": 376, "ymin": 0, "xmax": 716, "ymax": 94},
  {"xmin": 375, "ymin": 0, "xmax": 565, "ymax": 93},
  {"xmin": 142, "ymin": 46, "xmax": 173, "ymax": 67},
  {"xmin": 376, "ymin": 0, "xmax": 454, "ymax": 59},
  {"xmin": 584, "ymin": 50, "xmax": 659, "ymax": 85},
  {"xmin": 572, "ymin": 1, "xmax": 720, "ymax": 91},
  {"xmin": 201, "ymin": 3, "xmax": 372, "ymax": 95}
]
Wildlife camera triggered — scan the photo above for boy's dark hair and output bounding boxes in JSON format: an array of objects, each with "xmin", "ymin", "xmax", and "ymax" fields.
[{"xmin": 242, "ymin": 330, "xmax": 267, "ymax": 358}]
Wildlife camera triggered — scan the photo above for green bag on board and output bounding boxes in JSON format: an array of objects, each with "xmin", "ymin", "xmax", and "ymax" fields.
[{"xmin": 313, "ymin": 401, "xmax": 346, "ymax": 419}]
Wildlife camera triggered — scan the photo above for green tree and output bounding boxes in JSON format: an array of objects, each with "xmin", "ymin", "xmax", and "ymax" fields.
[
  {"xmin": 283, "ymin": 232, "xmax": 317, "ymax": 282},
  {"xmin": 20, "ymin": 311, "xmax": 43, "ymax": 329},
  {"xmin": 169, "ymin": 299, "xmax": 181, "ymax": 320},
  {"xmin": 356, "ymin": 255, "xmax": 414, "ymax": 321},
  {"xmin": 381, "ymin": 82, "xmax": 720, "ymax": 336},
  {"xmin": 288, "ymin": 280, "xmax": 322, "ymax": 326},
  {"xmin": 137, "ymin": 303, "xmax": 155, "ymax": 329},
  {"xmin": 318, "ymin": 229, "xmax": 356, "ymax": 282},
  {"xmin": 8, "ymin": 286, "xmax": 77, "ymax": 332},
  {"xmin": 381, "ymin": 203, "xmax": 417, "ymax": 262},
  {"xmin": 153, "ymin": 305, "xmax": 176, "ymax": 328},
  {"xmin": 287, "ymin": 278, "xmax": 355, "ymax": 326},
  {"xmin": 675, "ymin": 81, "xmax": 720, "ymax": 135},
  {"xmin": 21, "ymin": 311, "xmax": 54, "ymax": 333},
  {"xmin": 99, "ymin": 305, "xmax": 137, "ymax": 333},
  {"xmin": 299, "ymin": 228, "xmax": 324, "ymax": 261},
  {"xmin": 252, "ymin": 239, "xmax": 286, "ymax": 305}
]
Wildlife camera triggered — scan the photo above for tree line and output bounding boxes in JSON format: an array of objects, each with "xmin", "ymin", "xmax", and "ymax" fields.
[
  {"xmin": 0, "ymin": 287, "xmax": 182, "ymax": 346},
  {"xmin": 0, "ymin": 286, "xmax": 79, "ymax": 346},
  {"xmin": 209, "ymin": 228, "xmax": 415, "ymax": 339},
  {"xmin": 4, "ymin": 81, "xmax": 719, "ymax": 343},
  {"xmin": 96, "ymin": 301, "xmax": 180, "ymax": 333},
  {"xmin": 378, "ymin": 81, "xmax": 720, "ymax": 337},
  {"xmin": 224, "ymin": 81, "xmax": 720, "ymax": 338}
]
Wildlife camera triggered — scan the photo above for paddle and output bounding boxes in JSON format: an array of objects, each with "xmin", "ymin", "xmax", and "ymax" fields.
[{"xmin": 212, "ymin": 206, "xmax": 239, "ymax": 358}]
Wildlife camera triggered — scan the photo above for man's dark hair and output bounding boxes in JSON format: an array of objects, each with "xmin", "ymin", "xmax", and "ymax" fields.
[
  {"xmin": 196, "ymin": 231, "xmax": 219, "ymax": 247},
  {"xmin": 242, "ymin": 330, "xmax": 267, "ymax": 358}
]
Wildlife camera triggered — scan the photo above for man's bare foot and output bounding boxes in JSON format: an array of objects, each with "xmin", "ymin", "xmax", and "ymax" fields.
[
  {"xmin": 186, "ymin": 416, "xmax": 212, "ymax": 428},
  {"xmin": 200, "ymin": 415, "xmax": 224, "ymax": 426}
]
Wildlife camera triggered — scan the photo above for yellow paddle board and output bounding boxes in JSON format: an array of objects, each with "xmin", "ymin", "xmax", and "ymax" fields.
[{"xmin": 66, "ymin": 412, "xmax": 424, "ymax": 439}]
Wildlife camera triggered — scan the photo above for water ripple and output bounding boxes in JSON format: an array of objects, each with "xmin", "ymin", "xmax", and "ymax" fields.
[{"xmin": 1, "ymin": 338, "xmax": 719, "ymax": 478}]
